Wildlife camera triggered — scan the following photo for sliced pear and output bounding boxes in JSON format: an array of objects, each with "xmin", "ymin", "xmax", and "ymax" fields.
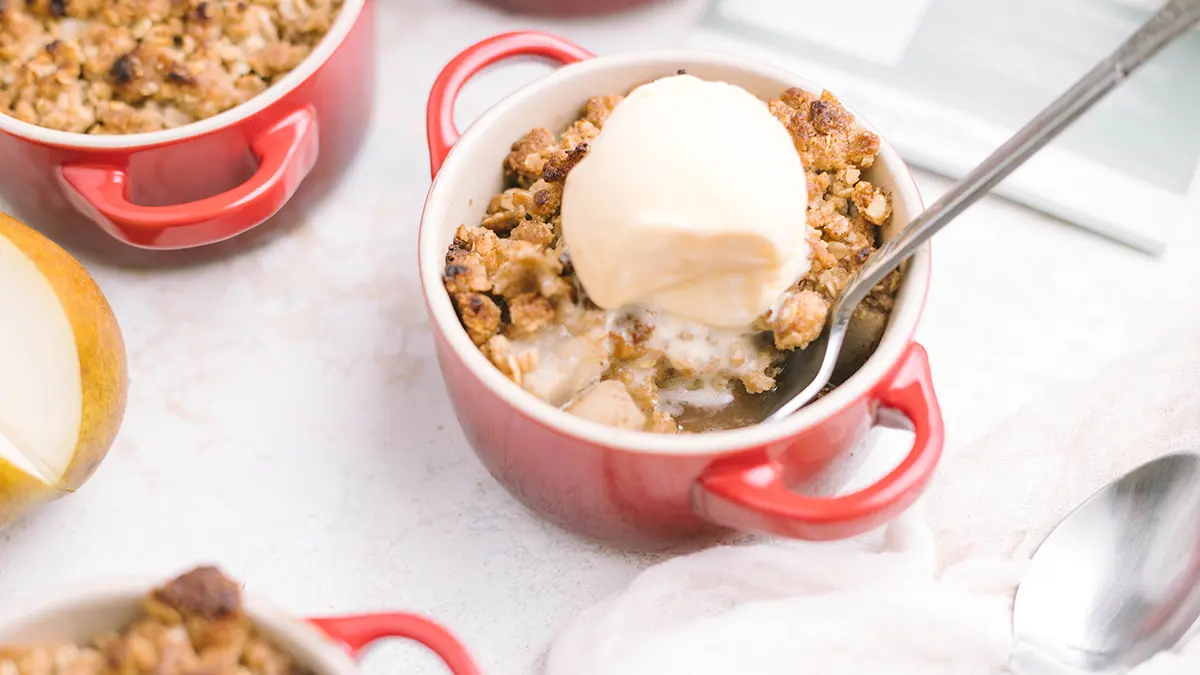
[{"xmin": 0, "ymin": 211, "xmax": 127, "ymax": 528}]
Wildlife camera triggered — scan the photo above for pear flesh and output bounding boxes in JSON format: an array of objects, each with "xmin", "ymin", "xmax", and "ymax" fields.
[{"xmin": 0, "ymin": 213, "xmax": 127, "ymax": 527}]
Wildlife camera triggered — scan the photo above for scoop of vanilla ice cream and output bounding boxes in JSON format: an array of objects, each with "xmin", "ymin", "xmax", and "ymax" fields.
[{"xmin": 561, "ymin": 75, "xmax": 810, "ymax": 330}]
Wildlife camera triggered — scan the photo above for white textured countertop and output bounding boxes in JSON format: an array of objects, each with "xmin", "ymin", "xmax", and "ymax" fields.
[{"xmin": 1, "ymin": 1, "xmax": 1198, "ymax": 674}]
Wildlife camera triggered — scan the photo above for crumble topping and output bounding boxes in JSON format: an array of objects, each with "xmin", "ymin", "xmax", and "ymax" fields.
[
  {"xmin": 444, "ymin": 84, "xmax": 902, "ymax": 433},
  {"xmin": 0, "ymin": 0, "xmax": 343, "ymax": 134},
  {"xmin": 0, "ymin": 567, "xmax": 312, "ymax": 675}
]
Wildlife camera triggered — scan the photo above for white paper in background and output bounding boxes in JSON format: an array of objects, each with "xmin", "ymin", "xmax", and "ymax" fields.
[
  {"xmin": 692, "ymin": 0, "xmax": 1200, "ymax": 254},
  {"xmin": 714, "ymin": 0, "xmax": 934, "ymax": 67}
]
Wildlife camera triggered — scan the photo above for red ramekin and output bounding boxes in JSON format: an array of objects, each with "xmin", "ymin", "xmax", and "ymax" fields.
[
  {"xmin": 0, "ymin": 580, "xmax": 480, "ymax": 675},
  {"xmin": 0, "ymin": 0, "xmax": 374, "ymax": 266},
  {"xmin": 420, "ymin": 32, "xmax": 944, "ymax": 550}
]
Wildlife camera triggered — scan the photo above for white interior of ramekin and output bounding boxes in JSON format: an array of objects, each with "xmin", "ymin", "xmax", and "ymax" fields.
[
  {"xmin": 419, "ymin": 49, "xmax": 930, "ymax": 455},
  {"xmin": 0, "ymin": 0, "xmax": 365, "ymax": 149},
  {"xmin": 0, "ymin": 581, "xmax": 359, "ymax": 675}
]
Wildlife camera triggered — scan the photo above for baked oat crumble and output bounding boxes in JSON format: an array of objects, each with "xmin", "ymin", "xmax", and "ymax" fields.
[
  {"xmin": 0, "ymin": 0, "xmax": 343, "ymax": 134},
  {"xmin": 444, "ymin": 81, "xmax": 902, "ymax": 433},
  {"xmin": 0, "ymin": 567, "xmax": 313, "ymax": 675}
]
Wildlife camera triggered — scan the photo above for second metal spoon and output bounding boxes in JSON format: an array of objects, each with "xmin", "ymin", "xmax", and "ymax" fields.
[{"xmin": 1010, "ymin": 451, "xmax": 1200, "ymax": 672}]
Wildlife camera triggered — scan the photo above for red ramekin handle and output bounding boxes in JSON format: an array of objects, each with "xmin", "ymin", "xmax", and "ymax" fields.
[
  {"xmin": 426, "ymin": 31, "xmax": 594, "ymax": 178},
  {"xmin": 309, "ymin": 613, "xmax": 482, "ymax": 675},
  {"xmin": 59, "ymin": 106, "xmax": 319, "ymax": 250},
  {"xmin": 694, "ymin": 343, "xmax": 945, "ymax": 540}
]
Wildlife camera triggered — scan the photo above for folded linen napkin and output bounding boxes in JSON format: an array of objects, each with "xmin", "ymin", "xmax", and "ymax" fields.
[{"xmin": 544, "ymin": 312, "xmax": 1200, "ymax": 675}]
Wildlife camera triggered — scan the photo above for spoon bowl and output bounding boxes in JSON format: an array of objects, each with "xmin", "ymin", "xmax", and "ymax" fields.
[{"xmin": 1011, "ymin": 452, "xmax": 1200, "ymax": 672}]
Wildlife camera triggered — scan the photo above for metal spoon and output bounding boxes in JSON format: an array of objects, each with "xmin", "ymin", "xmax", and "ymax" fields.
[
  {"xmin": 1009, "ymin": 451, "xmax": 1200, "ymax": 673},
  {"xmin": 764, "ymin": 0, "xmax": 1200, "ymax": 422}
]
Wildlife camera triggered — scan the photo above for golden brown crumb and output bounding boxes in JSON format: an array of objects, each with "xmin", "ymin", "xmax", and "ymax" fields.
[
  {"xmin": 773, "ymin": 290, "xmax": 828, "ymax": 350},
  {"xmin": 482, "ymin": 180, "xmax": 563, "ymax": 235},
  {"xmin": 443, "ymin": 248, "xmax": 491, "ymax": 295},
  {"xmin": 741, "ymin": 368, "xmax": 778, "ymax": 395},
  {"xmin": 455, "ymin": 292, "xmax": 501, "ymax": 346},
  {"xmin": 809, "ymin": 93, "xmax": 853, "ymax": 134},
  {"xmin": 507, "ymin": 293, "xmax": 555, "ymax": 339},
  {"xmin": 153, "ymin": 566, "xmax": 241, "ymax": 620},
  {"xmin": 0, "ymin": 0, "xmax": 343, "ymax": 134},
  {"xmin": 510, "ymin": 218, "xmax": 556, "ymax": 249},
  {"xmin": 770, "ymin": 89, "xmax": 883, "ymax": 171},
  {"xmin": 806, "ymin": 227, "xmax": 837, "ymax": 270},
  {"xmin": 451, "ymin": 224, "xmax": 506, "ymax": 275},
  {"xmin": 526, "ymin": 180, "xmax": 562, "ymax": 218},
  {"xmin": 559, "ymin": 119, "xmax": 600, "ymax": 151},
  {"xmin": 852, "ymin": 181, "xmax": 892, "ymax": 225},
  {"xmin": 491, "ymin": 240, "xmax": 571, "ymax": 301},
  {"xmin": 806, "ymin": 170, "xmax": 832, "ymax": 204},
  {"xmin": 582, "ymin": 94, "xmax": 622, "ymax": 128},
  {"xmin": 481, "ymin": 189, "xmax": 524, "ymax": 234},
  {"xmin": 541, "ymin": 142, "xmax": 589, "ymax": 183},
  {"xmin": 847, "ymin": 130, "xmax": 881, "ymax": 168},
  {"xmin": 505, "ymin": 128, "xmax": 556, "ymax": 187}
]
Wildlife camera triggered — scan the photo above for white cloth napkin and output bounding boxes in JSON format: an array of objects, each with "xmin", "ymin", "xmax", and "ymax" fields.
[{"xmin": 544, "ymin": 313, "xmax": 1200, "ymax": 675}]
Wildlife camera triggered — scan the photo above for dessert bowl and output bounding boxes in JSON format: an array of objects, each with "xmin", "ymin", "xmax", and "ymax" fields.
[
  {"xmin": 419, "ymin": 31, "xmax": 944, "ymax": 548},
  {"xmin": 0, "ymin": 0, "xmax": 374, "ymax": 265},
  {"xmin": 0, "ymin": 569, "xmax": 480, "ymax": 675}
]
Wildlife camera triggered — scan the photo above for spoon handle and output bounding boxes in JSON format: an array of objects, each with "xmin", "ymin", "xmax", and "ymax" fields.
[{"xmin": 831, "ymin": 0, "xmax": 1200, "ymax": 320}]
